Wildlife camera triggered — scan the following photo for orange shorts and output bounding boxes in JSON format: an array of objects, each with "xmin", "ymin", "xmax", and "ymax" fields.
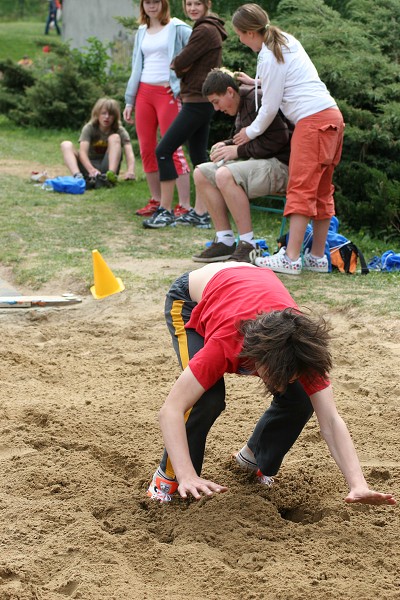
[{"xmin": 284, "ymin": 108, "xmax": 345, "ymax": 220}]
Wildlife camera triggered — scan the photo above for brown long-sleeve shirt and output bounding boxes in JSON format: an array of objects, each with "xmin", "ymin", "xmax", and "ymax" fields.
[
  {"xmin": 225, "ymin": 86, "xmax": 292, "ymax": 165},
  {"xmin": 172, "ymin": 15, "xmax": 227, "ymax": 103}
]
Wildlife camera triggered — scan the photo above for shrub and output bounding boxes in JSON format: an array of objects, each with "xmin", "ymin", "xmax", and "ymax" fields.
[
  {"xmin": 0, "ymin": 59, "xmax": 36, "ymax": 91},
  {"xmin": 0, "ymin": 39, "xmax": 122, "ymax": 130},
  {"xmin": 0, "ymin": 59, "xmax": 36, "ymax": 114},
  {"xmin": 10, "ymin": 63, "xmax": 102, "ymax": 129},
  {"xmin": 70, "ymin": 37, "xmax": 112, "ymax": 86},
  {"xmin": 335, "ymin": 163, "xmax": 400, "ymax": 241}
]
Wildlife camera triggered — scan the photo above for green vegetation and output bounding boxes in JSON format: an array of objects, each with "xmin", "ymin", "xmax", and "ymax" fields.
[
  {"xmin": 0, "ymin": 5, "xmax": 398, "ymax": 315},
  {"xmin": 0, "ymin": 21, "xmax": 48, "ymax": 62},
  {"xmin": 0, "ymin": 115, "xmax": 398, "ymax": 316},
  {"xmin": 1, "ymin": 0, "xmax": 399, "ymax": 239},
  {"xmin": 0, "ymin": 0, "xmax": 46, "ymax": 21},
  {"xmin": 0, "ymin": 37, "xmax": 129, "ymax": 130}
]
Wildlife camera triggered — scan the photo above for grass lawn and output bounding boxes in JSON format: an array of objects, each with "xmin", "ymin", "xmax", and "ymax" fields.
[
  {"xmin": 0, "ymin": 115, "xmax": 399, "ymax": 317},
  {"xmin": 0, "ymin": 21, "xmax": 51, "ymax": 63}
]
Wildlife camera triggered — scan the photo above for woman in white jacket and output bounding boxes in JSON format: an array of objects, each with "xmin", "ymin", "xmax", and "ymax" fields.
[
  {"xmin": 232, "ymin": 4, "xmax": 345, "ymax": 276},
  {"xmin": 124, "ymin": 0, "xmax": 192, "ymax": 217}
]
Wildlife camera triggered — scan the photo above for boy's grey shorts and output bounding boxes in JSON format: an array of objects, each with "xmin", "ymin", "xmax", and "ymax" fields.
[
  {"xmin": 78, "ymin": 154, "xmax": 122, "ymax": 176},
  {"xmin": 196, "ymin": 157, "xmax": 288, "ymax": 198}
]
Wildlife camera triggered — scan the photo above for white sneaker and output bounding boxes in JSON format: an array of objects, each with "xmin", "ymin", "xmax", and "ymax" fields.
[
  {"xmin": 234, "ymin": 451, "xmax": 274, "ymax": 487},
  {"xmin": 303, "ymin": 248, "xmax": 329, "ymax": 273},
  {"xmin": 254, "ymin": 247, "xmax": 302, "ymax": 275},
  {"xmin": 256, "ymin": 470, "xmax": 274, "ymax": 487},
  {"xmin": 30, "ymin": 170, "xmax": 48, "ymax": 183},
  {"xmin": 234, "ymin": 450, "xmax": 258, "ymax": 473}
]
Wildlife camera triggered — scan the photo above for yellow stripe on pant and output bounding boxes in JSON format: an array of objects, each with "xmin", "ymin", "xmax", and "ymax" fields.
[{"xmin": 165, "ymin": 299, "xmax": 193, "ymax": 479}]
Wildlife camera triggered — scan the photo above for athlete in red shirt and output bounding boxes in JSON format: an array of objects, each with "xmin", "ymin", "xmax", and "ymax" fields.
[{"xmin": 147, "ymin": 262, "xmax": 396, "ymax": 507}]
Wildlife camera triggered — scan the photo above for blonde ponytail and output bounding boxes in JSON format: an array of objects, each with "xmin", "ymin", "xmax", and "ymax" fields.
[{"xmin": 232, "ymin": 3, "xmax": 288, "ymax": 64}]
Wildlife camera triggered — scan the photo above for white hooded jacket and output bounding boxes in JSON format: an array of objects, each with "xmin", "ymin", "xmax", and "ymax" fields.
[{"xmin": 247, "ymin": 32, "xmax": 337, "ymax": 140}]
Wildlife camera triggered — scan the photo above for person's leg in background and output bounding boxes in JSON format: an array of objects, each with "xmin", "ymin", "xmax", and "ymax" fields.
[
  {"xmin": 44, "ymin": 12, "xmax": 51, "ymax": 34},
  {"xmin": 136, "ymin": 85, "xmax": 190, "ymax": 219},
  {"xmin": 191, "ymin": 164, "xmax": 237, "ymax": 262},
  {"xmin": 192, "ymin": 158, "xmax": 288, "ymax": 262},
  {"xmin": 218, "ymin": 157, "xmax": 288, "ymax": 250},
  {"xmin": 151, "ymin": 102, "xmax": 214, "ymax": 229},
  {"xmin": 44, "ymin": 3, "xmax": 53, "ymax": 34},
  {"xmin": 143, "ymin": 106, "xmax": 192, "ymax": 228},
  {"xmin": 273, "ymin": 115, "xmax": 319, "ymax": 264},
  {"xmin": 135, "ymin": 83, "xmax": 162, "ymax": 209},
  {"xmin": 194, "ymin": 164, "xmax": 232, "ymax": 231},
  {"xmin": 60, "ymin": 141, "xmax": 81, "ymax": 177},
  {"xmin": 156, "ymin": 102, "xmax": 213, "ymax": 211},
  {"xmin": 285, "ymin": 109, "xmax": 345, "ymax": 262},
  {"xmin": 186, "ymin": 102, "xmax": 214, "ymax": 168},
  {"xmin": 156, "ymin": 88, "xmax": 191, "ymax": 212},
  {"xmin": 100, "ymin": 134, "xmax": 123, "ymax": 184},
  {"xmin": 212, "ymin": 163, "xmax": 261, "ymax": 263},
  {"xmin": 310, "ymin": 114, "xmax": 344, "ymax": 258},
  {"xmin": 181, "ymin": 102, "xmax": 214, "ymax": 218},
  {"xmin": 53, "ymin": 9, "xmax": 61, "ymax": 34},
  {"xmin": 104, "ymin": 133, "xmax": 122, "ymax": 173},
  {"xmin": 154, "ymin": 103, "xmax": 193, "ymax": 213}
]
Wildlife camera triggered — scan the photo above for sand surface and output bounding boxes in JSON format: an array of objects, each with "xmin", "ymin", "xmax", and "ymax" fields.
[{"xmin": 0, "ymin": 258, "xmax": 399, "ymax": 600}]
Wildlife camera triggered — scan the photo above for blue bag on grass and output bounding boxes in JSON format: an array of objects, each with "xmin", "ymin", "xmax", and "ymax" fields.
[
  {"xmin": 44, "ymin": 176, "xmax": 86, "ymax": 194},
  {"xmin": 368, "ymin": 251, "xmax": 400, "ymax": 272},
  {"xmin": 277, "ymin": 216, "xmax": 369, "ymax": 274},
  {"xmin": 382, "ymin": 251, "xmax": 400, "ymax": 271}
]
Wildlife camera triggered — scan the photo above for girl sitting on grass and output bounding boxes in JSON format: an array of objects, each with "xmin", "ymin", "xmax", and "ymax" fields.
[{"xmin": 61, "ymin": 98, "xmax": 136, "ymax": 189}]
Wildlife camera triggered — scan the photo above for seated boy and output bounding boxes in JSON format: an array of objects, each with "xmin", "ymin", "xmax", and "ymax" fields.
[
  {"xmin": 182, "ymin": 69, "xmax": 290, "ymax": 263},
  {"xmin": 61, "ymin": 98, "xmax": 135, "ymax": 188}
]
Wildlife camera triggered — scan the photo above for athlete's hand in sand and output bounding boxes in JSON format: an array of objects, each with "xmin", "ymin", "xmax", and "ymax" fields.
[
  {"xmin": 345, "ymin": 488, "xmax": 396, "ymax": 505},
  {"xmin": 177, "ymin": 475, "xmax": 228, "ymax": 500}
]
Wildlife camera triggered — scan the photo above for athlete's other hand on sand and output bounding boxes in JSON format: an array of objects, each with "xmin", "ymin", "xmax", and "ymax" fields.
[
  {"xmin": 345, "ymin": 488, "xmax": 397, "ymax": 505},
  {"xmin": 178, "ymin": 475, "xmax": 228, "ymax": 500}
]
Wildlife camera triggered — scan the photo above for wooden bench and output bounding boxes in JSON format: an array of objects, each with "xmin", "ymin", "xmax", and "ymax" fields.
[{"xmin": 249, "ymin": 194, "xmax": 287, "ymax": 239}]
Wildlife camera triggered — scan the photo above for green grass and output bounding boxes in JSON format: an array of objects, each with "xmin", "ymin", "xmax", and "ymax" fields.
[
  {"xmin": 0, "ymin": 1, "xmax": 46, "ymax": 22},
  {"xmin": 0, "ymin": 115, "xmax": 399, "ymax": 315},
  {"xmin": 0, "ymin": 21, "xmax": 51, "ymax": 63}
]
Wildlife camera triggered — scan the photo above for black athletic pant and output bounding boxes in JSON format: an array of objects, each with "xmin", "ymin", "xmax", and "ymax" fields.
[
  {"xmin": 160, "ymin": 272, "xmax": 314, "ymax": 479},
  {"xmin": 156, "ymin": 102, "xmax": 214, "ymax": 181}
]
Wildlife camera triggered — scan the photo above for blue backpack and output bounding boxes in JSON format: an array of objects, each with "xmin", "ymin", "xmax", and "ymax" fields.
[
  {"xmin": 327, "ymin": 218, "xmax": 369, "ymax": 274},
  {"xmin": 44, "ymin": 176, "xmax": 86, "ymax": 194},
  {"xmin": 368, "ymin": 250, "xmax": 400, "ymax": 272},
  {"xmin": 278, "ymin": 217, "xmax": 369, "ymax": 274}
]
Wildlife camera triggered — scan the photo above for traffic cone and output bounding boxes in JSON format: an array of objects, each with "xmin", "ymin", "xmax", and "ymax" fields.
[{"xmin": 90, "ymin": 249, "xmax": 125, "ymax": 300}]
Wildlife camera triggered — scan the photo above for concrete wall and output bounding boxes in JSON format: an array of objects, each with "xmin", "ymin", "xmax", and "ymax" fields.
[{"xmin": 62, "ymin": 0, "xmax": 138, "ymax": 63}]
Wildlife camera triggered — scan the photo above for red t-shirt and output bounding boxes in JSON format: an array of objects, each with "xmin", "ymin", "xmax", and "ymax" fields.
[{"xmin": 186, "ymin": 266, "xmax": 329, "ymax": 396}]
